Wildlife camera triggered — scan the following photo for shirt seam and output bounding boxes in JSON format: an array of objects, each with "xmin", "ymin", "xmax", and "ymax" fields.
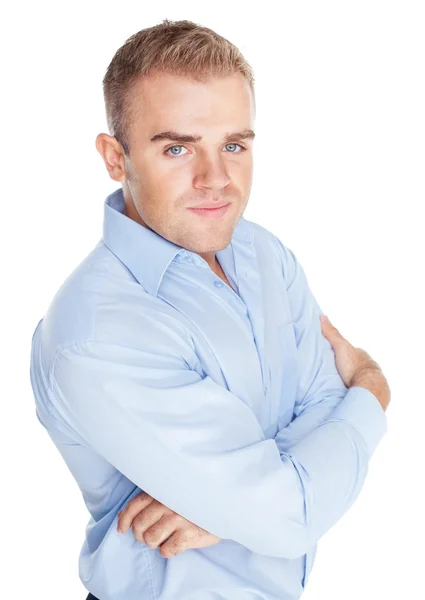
[{"xmin": 48, "ymin": 337, "xmax": 196, "ymax": 397}]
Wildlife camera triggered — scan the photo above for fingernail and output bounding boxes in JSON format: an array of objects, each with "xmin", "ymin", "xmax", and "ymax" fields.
[{"xmin": 321, "ymin": 315, "xmax": 330, "ymax": 323}]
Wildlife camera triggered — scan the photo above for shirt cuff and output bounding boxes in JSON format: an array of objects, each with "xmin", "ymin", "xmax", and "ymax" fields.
[{"xmin": 327, "ymin": 385, "xmax": 388, "ymax": 457}]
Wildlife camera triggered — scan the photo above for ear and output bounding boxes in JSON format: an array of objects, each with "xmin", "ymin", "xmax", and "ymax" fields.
[{"xmin": 95, "ymin": 133, "xmax": 127, "ymax": 182}]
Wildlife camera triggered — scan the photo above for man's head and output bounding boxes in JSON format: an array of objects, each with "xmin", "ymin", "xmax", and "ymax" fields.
[{"xmin": 96, "ymin": 19, "xmax": 256, "ymax": 267}]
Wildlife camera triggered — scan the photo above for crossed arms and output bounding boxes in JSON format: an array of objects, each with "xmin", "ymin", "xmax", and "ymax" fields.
[{"xmin": 48, "ymin": 241, "xmax": 387, "ymax": 559}]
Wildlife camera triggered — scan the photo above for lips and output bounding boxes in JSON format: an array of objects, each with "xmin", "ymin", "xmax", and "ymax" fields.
[
  {"xmin": 187, "ymin": 203, "xmax": 231, "ymax": 218},
  {"xmin": 189, "ymin": 203, "xmax": 230, "ymax": 209}
]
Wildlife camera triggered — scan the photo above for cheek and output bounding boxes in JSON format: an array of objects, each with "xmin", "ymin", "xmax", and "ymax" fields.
[
  {"xmin": 226, "ymin": 157, "xmax": 253, "ymax": 182},
  {"xmin": 140, "ymin": 170, "xmax": 175, "ymax": 204},
  {"xmin": 239, "ymin": 156, "xmax": 254, "ymax": 179},
  {"xmin": 152, "ymin": 160, "xmax": 191, "ymax": 195}
]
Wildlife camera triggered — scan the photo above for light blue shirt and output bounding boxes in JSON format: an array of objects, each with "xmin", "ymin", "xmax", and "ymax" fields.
[{"xmin": 29, "ymin": 187, "xmax": 388, "ymax": 600}]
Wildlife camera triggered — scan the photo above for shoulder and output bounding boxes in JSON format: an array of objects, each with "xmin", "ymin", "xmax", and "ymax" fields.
[{"xmin": 36, "ymin": 241, "xmax": 195, "ymax": 371}]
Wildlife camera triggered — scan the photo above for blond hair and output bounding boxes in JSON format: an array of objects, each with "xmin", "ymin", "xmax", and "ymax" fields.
[{"xmin": 102, "ymin": 19, "xmax": 255, "ymax": 156}]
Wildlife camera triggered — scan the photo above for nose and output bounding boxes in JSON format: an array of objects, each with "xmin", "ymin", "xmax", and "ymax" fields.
[{"xmin": 193, "ymin": 152, "xmax": 231, "ymax": 191}]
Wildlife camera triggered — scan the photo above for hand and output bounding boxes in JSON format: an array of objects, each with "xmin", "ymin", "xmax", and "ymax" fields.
[
  {"xmin": 320, "ymin": 315, "xmax": 382, "ymax": 387},
  {"xmin": 320, "ymin": 315, "xmax": 391, "ymax": 411},
  {"xmin": 117, "ymin": 491, "xmax": 222, "ymax": 558}
]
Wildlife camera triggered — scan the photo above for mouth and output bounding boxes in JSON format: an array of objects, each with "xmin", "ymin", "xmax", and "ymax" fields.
[{"xmin": 187, "ymin": 203, "xmax": 231, "ymax": 219}]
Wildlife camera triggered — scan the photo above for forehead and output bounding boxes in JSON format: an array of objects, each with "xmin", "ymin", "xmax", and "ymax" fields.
[{"xmin": 128, "ymin": 72, "xmax": 254, "ymax": 131}]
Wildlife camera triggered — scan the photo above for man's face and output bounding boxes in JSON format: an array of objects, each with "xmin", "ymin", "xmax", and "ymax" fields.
[{"xmin": 118, "ymin": 71, "xmax": 255, "ymax": 256}]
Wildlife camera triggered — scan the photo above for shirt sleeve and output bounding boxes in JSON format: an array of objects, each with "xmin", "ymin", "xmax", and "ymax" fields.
[
  {"xmin": 273, "ymin": 239, "xmax": 388, "ymax": 548},
  {"xmin": 50, "ymin": 337, "xmax": 312, "ymax": 559}
]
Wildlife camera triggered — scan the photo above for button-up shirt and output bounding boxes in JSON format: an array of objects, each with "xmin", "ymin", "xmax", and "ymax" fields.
[{"xmin": 29, "ymin": 187, "xmax": 388, "ymax": 600}]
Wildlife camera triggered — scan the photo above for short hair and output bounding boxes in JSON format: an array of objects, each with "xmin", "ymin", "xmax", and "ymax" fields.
[{"xmin": 102, "ymin": 19, "xmax": 256, "ymax": 156}]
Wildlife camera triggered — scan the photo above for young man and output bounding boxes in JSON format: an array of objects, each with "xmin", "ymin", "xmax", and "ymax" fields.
[{"xmin": 29, "ymin": 19, "xmax": 390, "ymax": 600}]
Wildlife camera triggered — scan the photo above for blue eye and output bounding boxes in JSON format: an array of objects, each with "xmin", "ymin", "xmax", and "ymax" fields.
[
  {"xmin": 165, "ymin": 145, "xmax": 188, "ymax": 157},
  {"xmin": 224, "ymin": 143, "xmax": 245, "ymax": 153},
  {"xmin": 164, "ymin": 143, "xmax": 246, "ymax": 157}
]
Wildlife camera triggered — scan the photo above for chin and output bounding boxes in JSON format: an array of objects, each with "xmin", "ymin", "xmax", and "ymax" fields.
[{"xmin": 202, "ymin": 236, "xmax": 233, "ymax": 253}]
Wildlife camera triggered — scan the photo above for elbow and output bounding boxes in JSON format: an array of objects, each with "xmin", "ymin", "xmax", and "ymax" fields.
[
  {"xmin": 283, "ymin": 538, "xmax": 311, "ymax": 560},
  {"xmin": 253, "ymin": 522, "xmax": 310, "ymax": 560},
  {"xmin": 277, "ymin": 528, "xmax": 311, "ymax": 560}
]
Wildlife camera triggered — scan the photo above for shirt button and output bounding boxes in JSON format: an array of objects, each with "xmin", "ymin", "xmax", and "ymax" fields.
[{"xmin": 214, "ymin": 280, "xmax": 224, "ymax": 288}]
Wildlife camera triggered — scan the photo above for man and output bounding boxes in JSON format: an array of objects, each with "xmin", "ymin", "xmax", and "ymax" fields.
[{"xmin": 29, "ymin": 19, "xmax": 390, "ymax": 600}]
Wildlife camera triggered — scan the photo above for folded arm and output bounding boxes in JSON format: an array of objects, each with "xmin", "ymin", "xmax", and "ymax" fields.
[
  {"xmin": 50, "ymin": 335, "xmax": 309, "ymax": 559},
  {"xmin": 272, "ymin": 239, "xmax": 388, "ymax": 549},
  {"xmin": 48, "ymin": 242, "xmax": 387, "ymax": 561}
]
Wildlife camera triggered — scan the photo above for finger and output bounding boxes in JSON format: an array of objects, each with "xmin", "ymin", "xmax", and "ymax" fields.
[
  {"xmin": 320, "ymin": 314, "xmax": 334, "ymax": 328},
  {"xmin": 159, "ymin": 530, "xmax": 190, "ymax": 558},
  {"xmin": 118, "ymin": 492, "xmax": 154, "ymax": 533},
  {"xmin": 131, "ymin": 502, "xmax": 167, "ymax": 543},
  {"xmin": 319, "ymin": 315, "xmax": 345, "ymax": 342},
  {"xmin": 143, "ymin": 515, "xmax": 177, "ymax": 548}
]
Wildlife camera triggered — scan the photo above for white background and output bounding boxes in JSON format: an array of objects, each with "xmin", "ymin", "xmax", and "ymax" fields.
[{"xmin": 1, "ymin": 1, "xmax": 424, "ymax": 598}]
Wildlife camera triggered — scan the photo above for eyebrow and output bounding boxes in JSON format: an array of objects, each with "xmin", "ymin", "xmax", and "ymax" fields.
[{"xmin": 150, "ymin": 128, "xmax": 256, "ymax": 144}]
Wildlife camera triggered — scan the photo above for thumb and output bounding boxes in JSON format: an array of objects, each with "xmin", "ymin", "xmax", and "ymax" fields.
[{"xmin": 320, "ymin": 315, "xmax": 345, "ymax": 344}]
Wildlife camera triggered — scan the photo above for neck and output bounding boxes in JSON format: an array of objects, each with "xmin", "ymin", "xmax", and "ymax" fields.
[{"xmin": 197, "ymin": 252, "xmax": 218, "ymax": 272}]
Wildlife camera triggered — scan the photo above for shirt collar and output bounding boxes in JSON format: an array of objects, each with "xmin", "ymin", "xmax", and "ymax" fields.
[{"xmin": 102, "ymin": 187, "xmax": 253, "ymax": 297}]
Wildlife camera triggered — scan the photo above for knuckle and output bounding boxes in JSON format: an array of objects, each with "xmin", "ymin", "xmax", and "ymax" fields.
[
  {"xmin": 174, "ymin": 514, "xmax": 187, "ymax": 527},
  {"xmin": 132, "ymin": 515, "xmax": 146, "ymax": 535},
  {"xmin": 160, "ymin": 545, "xmax": 175, "ymax": 558},
  {"xmin": 133, "ymin": 529, "xmax": 146, "ymax": 544},
  {"xmin": 132, "ymin": 522, "xmax": 144, "ymax": 539},
  {"xmin": 144, "ymin": 516, "xmax": 168, "ymax": 547},
  {"xmin": 166, "ymin": 533, "xmax": 187, "ymax": 554},
  {"xmin": 127, "ymin": 492, "xmax": 151, "ymax": 512},
  {"xmin": 137, "ymin": 491, "xmax": 150, "ymax": 503},
  {"xmin": 143, "ymin": 533, "xmax": 155, "ymax": 547},
  {"xmin": 167, "ymin": 542, "xmax": 183, "ymax": 556}
]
